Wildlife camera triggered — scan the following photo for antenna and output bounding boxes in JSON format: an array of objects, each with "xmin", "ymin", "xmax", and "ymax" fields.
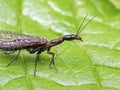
[
  {"xmin": 78, "ymin": 16, "xmax": 96, "ymax": 34},
  {"xmin": 76, "ymin": 12, "xmax": 96, "ymax": 35},
  {"xmin": 76, "ymin": 12, "xmax": 88, "ymax": 35}
]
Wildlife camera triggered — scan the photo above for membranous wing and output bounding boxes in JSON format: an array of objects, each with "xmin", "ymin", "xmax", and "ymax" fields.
[
  {"xmin": 0, "ymin": 31, "xmax": 48, "ymax": 51},
  {"xmin": 0, "ymin": 31, "xmax": 35, "ymax": 42}
]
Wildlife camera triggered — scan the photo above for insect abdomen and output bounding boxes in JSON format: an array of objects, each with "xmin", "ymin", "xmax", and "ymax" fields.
[{"xmin": 0, "ymin": 37, "xmax": 48, "ymax": 51}]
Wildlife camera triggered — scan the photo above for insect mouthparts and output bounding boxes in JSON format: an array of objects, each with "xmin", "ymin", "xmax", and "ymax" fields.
[{"xmin": 80, "ymin": 38, "xmax": 83, "ymax": 42}]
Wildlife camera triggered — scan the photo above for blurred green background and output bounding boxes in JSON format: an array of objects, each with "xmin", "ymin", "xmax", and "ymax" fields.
[{"xmin": 0, "ymin": 0, "xmax": 120, "ymax": 90}]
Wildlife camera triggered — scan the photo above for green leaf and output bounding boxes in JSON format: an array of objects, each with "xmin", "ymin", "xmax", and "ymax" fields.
[{"xmin": 0, "ymin": 0, "xmax": 120, "ymax": 90}]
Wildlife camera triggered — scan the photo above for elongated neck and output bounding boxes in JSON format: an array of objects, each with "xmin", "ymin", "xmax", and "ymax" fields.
[
  {"xmin": 47, "ymin": 34, "xmax": 82, "ymax": 47},
  {"xmin": 47, "ymin": 37, "xmax": 64, "ymax": 47}
]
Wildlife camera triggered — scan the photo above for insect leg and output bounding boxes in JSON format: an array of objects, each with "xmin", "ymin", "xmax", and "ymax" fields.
[
  {"xmin": 26, "ymin": 48, "xmax": 37, "ymax": 54},
  {"xmin": 26, "ymin": 47, "xmax": 43, "ymax": 54},
  {"xmin": 4, "ymin": 51, "xmax": 15, "ymax": 54},
  {"xmin": 47, "ymin": 49, "xmax": 57, "ymax": 70},
  {"xmin": 27, "ymin": 47, "xmax": 44, "ymax": 64},
  {"xmin": 34, "ymin": 51, "xmax": 41, "ymax": 76},
  {"xmin": 6, "ymin": 50, "xmax": 21, "ymax": 67}
]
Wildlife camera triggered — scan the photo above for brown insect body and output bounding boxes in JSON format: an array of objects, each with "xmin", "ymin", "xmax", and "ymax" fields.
[
  {"xmin": 0, "ymin": 32, "xmax": 82, "ymax": 76},
  {"xmin": 0, "ymin": 36, "xmax": 48, "ymax": 51},
  {"xmin": 0, "ymin": 13, "xmax": 94, "ymax": 76}
]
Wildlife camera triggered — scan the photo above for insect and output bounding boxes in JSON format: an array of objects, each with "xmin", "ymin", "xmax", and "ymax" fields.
[{"xmin": 0, "ymin": 13, "xmax": 95, "ymax": 76}]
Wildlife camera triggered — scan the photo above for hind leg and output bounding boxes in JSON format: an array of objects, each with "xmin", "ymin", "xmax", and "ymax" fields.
[
  {"xmin": 6, "ymin": 50, "xmax": 21, "ymax": 67},
  {"xmin": 4, "ymin": 51, "xmax": 15, "ymax": 54}
]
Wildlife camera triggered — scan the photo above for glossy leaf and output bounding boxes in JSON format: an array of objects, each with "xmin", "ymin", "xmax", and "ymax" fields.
[{"xmin": 0, "ymin": 0, "xmax": 120, "ymax": 90}]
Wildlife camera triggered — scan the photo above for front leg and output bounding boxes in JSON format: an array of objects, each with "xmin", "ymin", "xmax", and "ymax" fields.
[{"xmin": 47, "ymin": 48, "xmax": 57, "ymax": 70}]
